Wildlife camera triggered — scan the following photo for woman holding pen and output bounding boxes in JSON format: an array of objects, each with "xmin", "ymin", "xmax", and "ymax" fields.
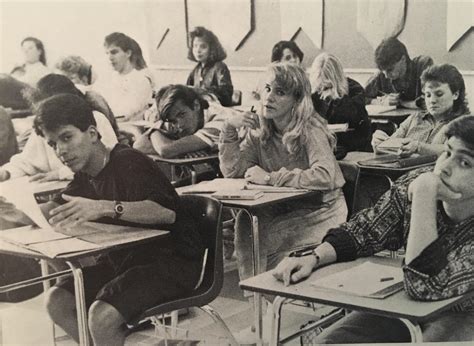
[{"xmin": 219, "ymin": 62, "xmax": 347, "ymax": 284}]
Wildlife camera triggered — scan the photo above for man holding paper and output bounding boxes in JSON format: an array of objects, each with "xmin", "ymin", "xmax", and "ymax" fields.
[
  {"xmin": 12, "ymin": 94, "xmax": 204, "ymax": 346},
  {"xmin": 273, "ymin": 115, "xmax": 474, "ymax": 342}
]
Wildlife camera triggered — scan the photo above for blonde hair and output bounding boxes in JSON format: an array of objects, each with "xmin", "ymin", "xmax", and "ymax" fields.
[
  {"xmin": 259, "ymin": 63, "xmax": 336, "ymax": 154},
  {"xmin": 310, "ymin": 53, "xmax": 348, "ymax": 100}
]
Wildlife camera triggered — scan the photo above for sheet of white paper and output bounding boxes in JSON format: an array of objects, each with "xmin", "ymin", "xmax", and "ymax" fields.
[
  {"xmin": 28, "ymin": 237, "xmax": 100, "ymax": 258},
  {"xmin": 310, "ymin": 262, "xmax": 403, "ymax": 297},
  {"xmin": 179, "ymin": 178, "xmax": 247, "ymax": 194},
  {"xmin": 0, "ymin": 225, "xmax": 70, "ymax": 245},
  {"xmin": 0, "ymin": 177, "xmax": 52, "ymax": 230}
]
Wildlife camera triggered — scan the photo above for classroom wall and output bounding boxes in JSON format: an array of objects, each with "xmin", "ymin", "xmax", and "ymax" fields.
[
  {"xmin": 0, "ymin": 0, "xmax": 150, "ymax": 84},
  {"xmin": 1, "ymin": 0, "xmax": 472, "ymax": 106}
]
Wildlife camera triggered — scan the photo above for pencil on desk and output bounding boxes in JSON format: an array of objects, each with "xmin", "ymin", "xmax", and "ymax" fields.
[{"xmin": 380, "ymin": 277, "xmax": 394, "ymax": 282}]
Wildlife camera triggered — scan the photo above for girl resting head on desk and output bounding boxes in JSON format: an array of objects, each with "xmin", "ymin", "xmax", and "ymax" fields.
[{"xmin": 219, "ymin": 62, "xmax": 347, "ymax": 280}]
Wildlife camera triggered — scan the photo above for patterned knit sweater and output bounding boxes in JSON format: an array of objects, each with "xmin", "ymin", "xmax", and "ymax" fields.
[{"xmin": 324, "ymin": 167, "xmax": 474, "ymax": 311}]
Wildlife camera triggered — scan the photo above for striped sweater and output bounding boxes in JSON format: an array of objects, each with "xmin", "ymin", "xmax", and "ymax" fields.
[{"xmin": 324, "ymin": 167, "xmax": 474, "ymax": 311}]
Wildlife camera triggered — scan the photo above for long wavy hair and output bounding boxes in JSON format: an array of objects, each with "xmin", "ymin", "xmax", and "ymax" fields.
[
  {"xmin": 310, "ymin": 53, "xmax": 348, "ymax": 100},
  {"xmin": 104, "ymin": 32, "xmax": 147, "ymax": 70},
  {"xmin": 21, "ymin": 37, "xmax": 47, "ymax": 65},
  {"xmin": 258, "ymin": 63, "xmax": 336, "ymax": 155}
]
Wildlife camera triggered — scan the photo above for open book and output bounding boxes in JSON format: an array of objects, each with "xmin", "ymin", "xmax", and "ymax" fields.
[
  {"xmin": 180, "ymin": 178, "xmax": 308, "ymax": 194},
  {"xmin": 212, "ymin": 190, "xmax": 264, "ymax": 200},
  {"xmin": 310, "ymin": 261, "xmax": 404, "ymax": 299}
]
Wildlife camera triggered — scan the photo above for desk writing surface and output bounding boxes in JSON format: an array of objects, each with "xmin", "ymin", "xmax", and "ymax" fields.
[
  {"xmin": 367, "ymin": 108, "xmax": 413, "ymax": 118},
  {"xmin": 0, "ymin": 222, "xmax": 169, "ymax": 261},
  {"xmin": 148, "ymin": 153, "xmax": 219, "ymax": 165},
  {"xmin": 240, "ymin": 256, "xmax": 472, "ymax": 322}
]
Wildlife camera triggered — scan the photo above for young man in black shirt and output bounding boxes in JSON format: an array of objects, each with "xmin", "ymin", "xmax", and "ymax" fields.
[{"xmin": 32, "ymin": 94, "xmax": 203, "ymax": 345}]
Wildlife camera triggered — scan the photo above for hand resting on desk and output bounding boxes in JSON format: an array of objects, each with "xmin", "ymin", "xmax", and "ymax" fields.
[{"xmin": 272, "ymin": 242, "xmax": 337, "ymax": 286}]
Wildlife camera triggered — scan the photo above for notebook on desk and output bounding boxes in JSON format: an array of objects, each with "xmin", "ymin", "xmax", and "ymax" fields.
[
  {"xmin": 358, "ymin": 153, "xmax": 437, "ymax": 169},
  {"xmin": 310, "ymin": 261, "xmax": 404, "ymax": 299},
  {"xmin": 212, "ymin": 189, "xmax": 264, "ymax": 200},
  {"xmin": 366, "ymin": 105, "xmax": 397, "ymax": 115}
]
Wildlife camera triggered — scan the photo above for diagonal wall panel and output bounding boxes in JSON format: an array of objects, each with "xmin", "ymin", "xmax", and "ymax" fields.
[
  {"xmin": 447, "ymin": 0, "xmax": 473, "ymax": 51},
  {"xmin": 280, "ymin": 0, "xmax": 323, "ymax": 48},
  {"xmin": 357, "ymin": 0, "xmax": 406, "ymax": 48},
  {"xmin": 186, "ymin": 0, "xmax": 252, "ymax": 51}
]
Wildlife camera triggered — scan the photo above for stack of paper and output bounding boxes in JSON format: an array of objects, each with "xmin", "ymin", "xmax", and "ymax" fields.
[{"xmin": 327, "ymin": 123, "xmax": 349, "ymax": 133}]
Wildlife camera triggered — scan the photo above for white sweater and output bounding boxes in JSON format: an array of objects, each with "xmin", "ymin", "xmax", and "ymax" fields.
[{"xmin": 3, "ymin": 112, "xmax": 117, "ymax": 180}]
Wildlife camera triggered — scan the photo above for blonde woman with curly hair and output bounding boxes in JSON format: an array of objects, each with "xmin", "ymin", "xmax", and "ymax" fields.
[{"xmin": 219, "ymin": 62, "xmax": 347, "ymax": 281}]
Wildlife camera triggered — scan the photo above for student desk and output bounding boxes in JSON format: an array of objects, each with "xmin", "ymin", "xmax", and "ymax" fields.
[
  {"xmin": 177, "ymin": 183, "xmax": 323, "ymax": 342},
  {"xmin": 0, "ymin": 223, "xmax": 169, "ymax": 346},
  {"xmin": 240, "ymin": 255, "xmax": 474, "ymax": 345},
  {"xmin": 149, "ymin": 153, "xmax": 219, "ymax": 185},
  {"xmin": 367, "ymin": 108, "xmax": 412, "ymax": 125}
]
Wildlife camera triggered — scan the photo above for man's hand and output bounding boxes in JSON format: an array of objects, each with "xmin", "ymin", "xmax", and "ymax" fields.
[
  {"xmin": 398, "ymin": 138, "xmax": 420, "ymax": 158},
  {"xmin": 371, "ymin": 130, "xmax": 389, "ymax": 150},
  {"xmin": 29, "ymin": 170, "xmax": 60, "ymax": 183},
  {"xmin": 225, "ymin": 111, "xmax": 259, "ymax": 130},
  {"xmin": 375, "ymin": 93, "xmax": 400, "ymax": 106},
  {"xmin": 244, "ymin": 166, "xmax": 269, "ymax": 185},
  {"xmin": 272, "ymin": 256, "xmax": 317, "ymax": 286},
  {"xmin": 49, "ymin": 195, "xmax": 110, "ymax": 228},
  {"xmin": 408, "ymin": 172, "xmax": 462, "ymax": 203}
]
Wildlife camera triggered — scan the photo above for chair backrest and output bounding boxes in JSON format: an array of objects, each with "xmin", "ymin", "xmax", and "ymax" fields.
[{"xmin": 130, "ymin": 195, "xmax": 223, "ymax": 325}]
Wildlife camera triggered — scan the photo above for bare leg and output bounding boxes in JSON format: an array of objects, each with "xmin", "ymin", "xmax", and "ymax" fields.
[
  {"xmin": 88, "ymin": 300, "xmax": 128, "ymax": 346},
  {"xmin": 44, "ymin": 287, "xmax": 80, "ymax": 343}
]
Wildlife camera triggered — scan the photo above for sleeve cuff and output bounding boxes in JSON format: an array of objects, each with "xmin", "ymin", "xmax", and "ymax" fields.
[
  {"xmin": 403, "ymin": 239, "xmax": 448, "ymax": 277},
  {"xmin": 323, "ymin": 227, "xmax": 358, "ymax": 262}
]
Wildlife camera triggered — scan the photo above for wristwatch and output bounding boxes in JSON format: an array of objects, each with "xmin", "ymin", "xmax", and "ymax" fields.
[
  {"xmin": 264, "ymin": 174, "xmax": 271, "ymax": 184},
  {"xmin": 114, "ymin": 201, "xmax": 124, "ymax": 219},
  {"xmin": 289, "ymin": 246, "xmax": 321, "ymax": 266}
]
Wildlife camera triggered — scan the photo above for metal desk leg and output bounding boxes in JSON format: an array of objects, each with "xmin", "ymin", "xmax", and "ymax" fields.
[
  {"xmin": 250, "ymin": 213, "xmax": 263, "ymax": 344},
  {"xmin": 66, "ymin": 261, "xmax": 89, "ymax": 346},
  {"xmin": 400, "ymin": 318, "xmax": 423, "ymax": 342},
  {"xmin": 269, "ymin": 296, "xmax": 287, "ymax": 346},
  {"xmin": 190, "ymin": 170, "xmax": 197, "ymax": 185}
]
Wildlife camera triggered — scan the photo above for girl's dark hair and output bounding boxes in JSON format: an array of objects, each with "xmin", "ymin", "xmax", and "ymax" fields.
[
  {"xmin": 33, "ymin": 94, "xmax": 95, "ymax": 137},
  {"xmin": 445, "ymin": 115, "xmax": 474, "ymax": 151},
  {"xmin": 25, "ymin": 74, "xmax": 84, "ymax": 106},
  {"xmin": 187, "ymin": 27, "xmax": 227, "ymax": 63},
  {"xmin": 421, "ymin": 64, "xmax": 470, "ymax": 115},
  {"xmin": 104, "ymin": 32, "xmax": 147, "ymax": 70},
  {"xmin": 21, "ymin": 37, "xmax": 47, "ymax": 65},
  {"xmin": 271, "ymin": 41, "xmax": 304, "ymax": 63}
]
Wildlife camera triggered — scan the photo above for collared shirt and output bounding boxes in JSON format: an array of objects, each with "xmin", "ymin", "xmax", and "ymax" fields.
[
  {"xmin": 364, "ymin": 55, "xmax": 434, "ymax": 104},
  {"xmin": 324, "ymin": 167, "xmax": 474, "ymax": 311},
  {"xmin": 390, "ymin": 110, "xmax": 459, "ymax": 144}
]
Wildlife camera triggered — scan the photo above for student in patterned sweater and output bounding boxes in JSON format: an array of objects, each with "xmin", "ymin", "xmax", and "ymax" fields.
[{"xmin": 273, "ymin": 114, "xmax": 474, "ymax": 342}]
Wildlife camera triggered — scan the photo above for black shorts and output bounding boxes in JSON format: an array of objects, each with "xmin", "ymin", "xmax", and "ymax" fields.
[{"xmin": 56, "ymin": 253, "xmax": 201, "ymax": 322}]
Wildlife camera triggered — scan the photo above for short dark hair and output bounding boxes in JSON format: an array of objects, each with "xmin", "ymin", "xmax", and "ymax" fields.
[
  {"xmin": 445, "ymin": 115, "xmax": 474, "ymax": 151},
  {"xmin": 155, "ymin": 85, "xmax": 208, "ymax": 129},
  {"xmin": 104, "ymin": 32, "xmax": 147, "ymax": 70},
  {"xmin": 271, "ymin": 41, "xmax": 304, "ymax": 63},
  {"xmin": 421, "ymin": 64, "xmax": 469, "ymax": 115},
  {"xmin": 21, "ymin": 37, "xmax": 47, "ymax": 65},
  {"xmin": 374, "ymin": 37, "xmax": 409, "ymax": 70},
  {"xmin": 24, "ymin": 74, "xmax": 84, "ymax": 106},
  {"xmin": 187, "ymin": 27, "xmax": 227, "ymax": 63},
  {"xmin": 33, "ymin": 94, "xmax": 96, "ymax": 137}
]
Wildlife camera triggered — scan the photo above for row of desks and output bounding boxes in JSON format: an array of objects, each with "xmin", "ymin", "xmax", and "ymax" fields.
[{"xmin": 0, "ymin": 148, "xmax": 440, "ymax": 345}]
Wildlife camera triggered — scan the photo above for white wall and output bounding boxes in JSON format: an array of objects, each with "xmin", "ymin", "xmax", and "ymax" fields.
[{"xmin": 0, "ymin": 0, "xmax": 150, "ymax": 83}]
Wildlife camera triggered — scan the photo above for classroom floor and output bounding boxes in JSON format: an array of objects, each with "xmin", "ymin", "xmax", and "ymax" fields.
[{"xmin": 0, "ymin": 258, "xmax": 330, "ymax": 345}]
